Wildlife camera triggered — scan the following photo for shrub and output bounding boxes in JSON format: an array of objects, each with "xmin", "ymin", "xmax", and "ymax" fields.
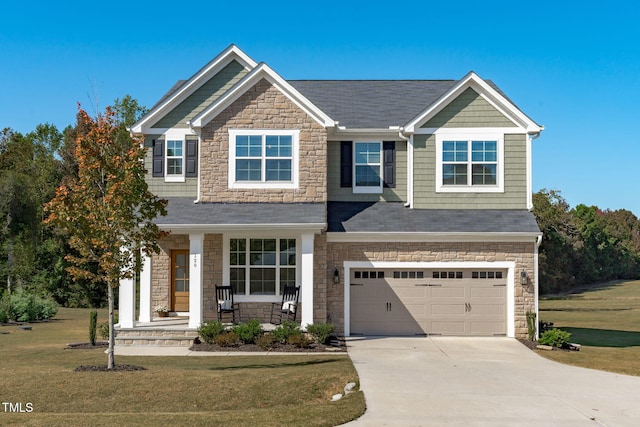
[
  {"xmin": 306, "ymin": 323, "xmax": 335, "ymax": 344},
  {"xmin": 271, "ymin": 321, "xmax": 301, "ymax": 343},
  {"xmin": 98, "ymin": 313, "xmax": 118, "ymax": 340},
  {"xmin": 539, "ymin": 320, "xmax": 554, "ymax": 335},
  {"xmin": 198, "ymin": 320, "xmax": 226, "ymax": 344},
  {"xmin": 539, "ymin": 328, "xmax": 571, "ymax": 347},
  {"xmin": 89, "ymin": 311, "xmax": 98, "ymax": 346},
  {"xmin": 256, "ymin": 333, "xmax": 277, "ymax": 350},
  {"xmin": 0, "ymin": 298, "xmax": 8, "ymax": 323},
  {"xmin": 525, "ymin": 311, "xmax": 537, "ymax": 341},
  {"xmin": 214, "ymin": 331, "xmax": 239, "ymax": 347},
  {"xmin": 231, "ymin": 319, "xmax": 264, "ymax": 344},
  {"xmin": 5, "ymin": 290, "xmax": 58, "ymax": 322},
  {"xmin": 288, "ymin": 332, "xmax": 312, "ymax": 348}
]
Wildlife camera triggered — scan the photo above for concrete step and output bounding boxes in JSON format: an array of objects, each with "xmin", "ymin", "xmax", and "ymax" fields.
[{"xmin": 115, "ymin": 328, "xmax": 198, "ymax": 347}]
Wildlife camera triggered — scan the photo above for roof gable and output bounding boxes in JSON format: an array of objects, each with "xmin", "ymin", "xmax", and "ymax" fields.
[
  {"xmin": 131, "ymin": 44, "xmax": 257, "ymax": 133},
  {"xmin": 404, "ymin": 72, "xmax": 542, "ymax": 134}
]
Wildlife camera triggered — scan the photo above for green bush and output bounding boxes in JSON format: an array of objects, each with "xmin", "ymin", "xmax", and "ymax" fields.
[
  {"xmin": 214, "ymin": 331, "xmax": 239, "ymax": 347},
  {"xmin": 198, "ymin": 320, "xmax": 226, "ymax": 344},
  {"xmin": 306, "ymin": 323, "xmax": 335, "ymax": 344},
  {"xmin": 231, "ymin": 319, "xmax": 264, "ymax": 344},
  {"xmin": 271, "ymin": 321, "xmax": 301, "ymax": 343},
  {"xmin": 256, "ymin": 333, "xmax": 277, "ymax": 350},
  {"xmin": 539, "ymin": 328, "xmax": 571, "ymax": 347},
  {"xmin": 525, "ymin": 311, "xmax": 537, "ymax": 341},
  {"xmin": 288, "ymin": 332, "xmax": 312, "ymax": 348},
  {"xmin": 5, "ymin": 290, "xmax": 58, "ymax": 322},
  {"xmin": 98, "ymin": 313, "xmax": 118, "ymax": 340},
  {"xmin": 0, "ymin": 299, "xmax": 8, "ymax": 323}
]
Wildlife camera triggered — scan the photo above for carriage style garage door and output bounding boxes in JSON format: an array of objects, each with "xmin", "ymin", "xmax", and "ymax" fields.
[{"xmin": 350, "ymin": 269, "xmax": 507, "ymax": 336}]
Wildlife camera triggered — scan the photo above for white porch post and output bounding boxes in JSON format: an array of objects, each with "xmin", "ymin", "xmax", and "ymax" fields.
[
  {"xmin": 189, "ymin": 233, "xmax": 204, "ymax": 329},
  {"xmin": 118, "ymin": 274, "xmax": 135, "ymax": 328},
  {"xmin": 301, "ymin": 233, "xmax": 315, "ymax": 329},
  {"xmin": 139, "ymin": 253, "xmax": 152, "ymax": 323}
]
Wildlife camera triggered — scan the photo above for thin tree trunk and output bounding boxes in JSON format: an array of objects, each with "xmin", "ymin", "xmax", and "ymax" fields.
[
  {"xmin": 107, "ymin": 284, "xmax": 115, "ymax": 369},
  {"xmin": 6, "ymin": 240, "xmax": 12, "ymax": 294}
]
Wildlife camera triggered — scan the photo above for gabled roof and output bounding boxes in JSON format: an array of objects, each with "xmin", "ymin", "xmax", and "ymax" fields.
[
  {"xmin": 130, "ymin": 44, "xmax": 256, "ymax": 133},
  {"xmin": 190, "ymin": 63, "xmax": 335, "ymax": 129}
]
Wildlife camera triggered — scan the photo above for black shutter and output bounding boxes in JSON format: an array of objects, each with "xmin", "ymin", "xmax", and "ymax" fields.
[
  {"xmin": 340, "ymin": 141, "xmax": 353, "ymax": 188},
  {"xmin": 152, "ymin": 138, "xmax": 164, "ymax": 177},
  {"xmin": 185, "ymin": 138, "xmax": 198, "ymax": 177},
  {"xmin": 383, "ymin": 141, "xmax": 395, "ymax": 188}
]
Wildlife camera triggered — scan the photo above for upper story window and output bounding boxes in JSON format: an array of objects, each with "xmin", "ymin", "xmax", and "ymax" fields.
[
  {"xmin": 435, "ymin": 133, "xmax": 503, "ymax": 193},
  {"xmin": 354, "ymin": 142, "xmax": 382, "ymax": 193},
  {"xmin": 228, "ymin": 129, "xmax": 299, "ymax": 189},
  {"xmin": 152, "ymin": 134, "xmax": 198, "ymax": 182}
]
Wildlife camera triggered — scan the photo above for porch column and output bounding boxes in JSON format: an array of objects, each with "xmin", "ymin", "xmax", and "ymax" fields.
[
  {"xmin": 188, "ymin": 233, "xmax": 204, "ymax": 329},
  {"xmin": 301, "ymin": 233, "xmax": 315, "ymax": 329},
  {"xmin": 118, "ymin": 274, "xmax": 135, "ymax": 328},
  {"xmin": 139, "ymin": 253, "xmax": 152, "ymax": 323}
]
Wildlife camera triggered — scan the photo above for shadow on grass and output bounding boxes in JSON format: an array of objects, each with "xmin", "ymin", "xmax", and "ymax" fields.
[
  {"xmin": 562, "ymin": 327, "xmax": 640, "ymax": 348},
  {"xmin": 540, "ymin": 307, "xmax": 634, "ymax": 312},
  {"xmin": 208, "ymin": 358, "xmax": 342, "ymax": 371}
]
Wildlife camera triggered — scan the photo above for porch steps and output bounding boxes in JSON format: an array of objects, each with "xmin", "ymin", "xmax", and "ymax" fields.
[{"xmin": 115, "ymin": 318, "xmax": 198, "ymax": 347}]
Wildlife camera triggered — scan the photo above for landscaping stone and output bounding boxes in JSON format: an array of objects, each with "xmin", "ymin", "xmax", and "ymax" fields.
[
  {"xmin": 536, "ymin": 344, "xmax": 554, "ymax": 351},
  {"xmin": 344, "ymin": 382, "xmax": 357, "ymax": 394},
  {"xmin": 331, "ymin": 393, "xmax": 343, "ymax": 402}
]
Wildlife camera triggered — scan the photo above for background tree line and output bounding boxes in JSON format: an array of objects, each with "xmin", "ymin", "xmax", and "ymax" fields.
[
  {"xmin": 533, "ymin": 189, "xmax": 640, "ymax": 294},
  {"xmin": 0, "ymin": 96, "xmax": 146, "ymax": 307}
]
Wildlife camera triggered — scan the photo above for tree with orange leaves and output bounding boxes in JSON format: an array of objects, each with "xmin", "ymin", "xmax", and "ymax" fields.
[{"xmin": 46, "ymin": 104, "xmax": 166, "ymax": 369}]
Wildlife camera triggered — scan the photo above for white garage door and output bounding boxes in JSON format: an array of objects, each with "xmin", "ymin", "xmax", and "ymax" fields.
[{"xmin": 350, "ymin": 269, "xmax": 507, "ymax": 336}]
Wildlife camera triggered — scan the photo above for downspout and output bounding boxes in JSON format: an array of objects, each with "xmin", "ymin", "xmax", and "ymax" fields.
[
  {"xmin": 527, "ymin": 131, "xmax": 542, "ymax": 210},
  {"xmin": 395, "ymin": 129, "xmax": 412, "ymax": 208},
  {"xmin": 187, "ymin": 121, "xmax": 202, "ymax": 204}
]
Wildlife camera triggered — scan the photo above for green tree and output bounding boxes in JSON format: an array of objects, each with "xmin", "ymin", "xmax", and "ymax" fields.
[{"xmin": 45, "ymin": 105, "xmax": 167, "ymax": 369}]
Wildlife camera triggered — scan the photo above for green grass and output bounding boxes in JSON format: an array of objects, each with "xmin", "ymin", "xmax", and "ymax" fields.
[
  {"xmin": 538, "ymin": 279, "xmax": 640, "ymax": 376},
  {"xmin": 0, "ymin": 308, "xmax": 364, "ymax": 426}
]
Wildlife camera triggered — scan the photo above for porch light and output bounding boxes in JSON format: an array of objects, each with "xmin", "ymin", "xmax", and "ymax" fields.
[
  {"xmin": 520, "ymin": 270, "xmax": 528, "ymax": 285},
  {"xmin": 333, "ymin": 268, "xmax": 340, "ymax": 284}
]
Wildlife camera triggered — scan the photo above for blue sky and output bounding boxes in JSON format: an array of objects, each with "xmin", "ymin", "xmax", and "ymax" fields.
[{"xmin": 2, "ymin": 1, "xmax": 639, "ymax": 216}]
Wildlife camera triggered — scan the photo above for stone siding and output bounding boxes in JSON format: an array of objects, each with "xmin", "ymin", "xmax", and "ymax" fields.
[{"xmin": 199, "ymin": 78, "xmax": 327, "ymax": 203}]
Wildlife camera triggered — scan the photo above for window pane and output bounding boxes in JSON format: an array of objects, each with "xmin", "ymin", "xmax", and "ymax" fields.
[
  {"xmin": 230, "ymin": 268, "xmax": 246, "ymax": 294},
  {"xmin": 167, "ymin": 140, "xmax": 182, "ymax": 156},
  {"xmin": 250, "ymin": 239, "xmax": 276, "ymax": 265},
  {"xmin": 472, "ymin": 164, "xmax": 497, "ymax": 185},
  {"xmin": 250, "ymin": 268, "xmax": 276, "ymax": 295},
  {"xmin": 442, "ymin": 140, "xmax": 467, "ymax": 162},
  {"xmin": 280, "ymin": 239, "xmax": 296, "ymax": 265},
  {"xmin": 355, "ymin": 142, "xmax": 380, "ymax": 164},
  {"xmin": 230, "ymin": 239, "xmax": 246, "ymax": 266},
  {"xmin": 235, "ymin": 135, "xmax": 248, "ymax": 156},
  {"xmin": 236, "ymin": 135, "xmax": 262, "ymax": 157},
  {"xmin": 355, "ymin": 165, "xmax": 381, "ymax": 187},
  {"xmin": 249, "ymin": 135, "xmax": 262, "ymax": 156},
  {"xmin": 167, "ymin": 158, "xmax": 182, "ymax": 175},
  {"xmin": 472, "ymin": 140, "xmax": 497, "ymax": 162},
  {"xmin": 236, "ymin": 159, "xmax": 261, "ymax": 181},
  {"xmin": 265, "ymin": 159, "xmax": 292, "ymax": 181},
  {"xmin": 443, "ymin": 164, "xmax": 467, "ymax": 185},
  {"xmin": 279, "ymin": 267, "xmax": 296, "ymax": 294},
  {"xmin": 266, "ymin": 135, "xmax": 292, "ymax": 157}
]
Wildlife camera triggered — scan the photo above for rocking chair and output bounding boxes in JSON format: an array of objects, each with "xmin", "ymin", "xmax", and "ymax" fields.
[{"xmin": 270, "ymin": 285, "xmax": 300, "ymax": 324}]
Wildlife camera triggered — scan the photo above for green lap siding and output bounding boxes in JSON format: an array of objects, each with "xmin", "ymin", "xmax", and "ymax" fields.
[
  {"xmin": 421, "ymin": 87, "xmax": 516, "ymax": 128},
  {"xmin": 152, "ymin": 60, "xmax": 248, "ymax": 129},
  {"xmin": 144, "ymin": 135, "xmax": 197, "ymax": 197},
  {"xmin": 327, "ymin": 140, "xmax": 407, "ymax": 202},
  {"xmin": 413, "ymin": 134, "xmax": 527, "ymax": 209}
]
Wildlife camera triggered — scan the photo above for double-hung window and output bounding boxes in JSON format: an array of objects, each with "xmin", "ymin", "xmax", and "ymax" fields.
[
  {"xmin": 229, "ymin": 238, "xmax": 297, "ymax": 296},
  {"xmin": 353, "ymin": 142, "xmax": 382, "ymax": 193},
  {"xmin": 166, "ymin": 139, "xmax": 184, "ymax": 179},
  {"xmin": 436, "ymin": 133, "xmax": 503, "ymax": 192},
  {"xmin": 229, "ymin": 130, "xmax": 299, "ymax": 189}
]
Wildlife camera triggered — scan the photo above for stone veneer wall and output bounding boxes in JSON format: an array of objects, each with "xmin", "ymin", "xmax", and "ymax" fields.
[
  {"xmin": 325, "ymin": 241, "xmax": 537, "ymax": 339},
  {"xmin": 152, "ymin": 234, "xmax": 190, "ymax": 312},
  {"xmin": 199, "ymin": 78, "xmax": 327, "ymax": 203}
]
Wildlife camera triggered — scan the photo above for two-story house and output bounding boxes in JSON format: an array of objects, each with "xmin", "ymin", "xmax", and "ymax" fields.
[{"xmin": 117, "ymin": 44, "xmax": 543, "ymax": 342}]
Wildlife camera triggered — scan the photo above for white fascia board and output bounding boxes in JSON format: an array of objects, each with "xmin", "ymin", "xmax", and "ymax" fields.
[
  {"xmin": 328, "ymin": 128, "xmax": 403, "ymax": 140},
  {"xmin": 159, "ymin": 223, "xmax": 325, "ymax": 234},
  {"xmin": 326, "ymin": 231, "xmax": 542, "ymax": 243},
  {"xmin": 191, "ymin": 63, "xmax": 335, "ymax": 129},
  {"xmin": 404, "ymin": 71, "xmax": 542, "ymax": 134},
  {"xmin": 130, "ymin": 45, "xmax": 258, "ymax": 134}
]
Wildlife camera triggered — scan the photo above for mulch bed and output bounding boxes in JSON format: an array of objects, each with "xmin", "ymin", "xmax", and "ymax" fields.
[
  {"xmin": 74, "ymin": 364, "xmax": 147, "ymax": 372},
  {"xmin": 190, "ymin": 338, "xmax": 346, "ymax": 353},
  {"xmin": 65, "ymin": 341, "xmax": 109, "ymax": 349}
]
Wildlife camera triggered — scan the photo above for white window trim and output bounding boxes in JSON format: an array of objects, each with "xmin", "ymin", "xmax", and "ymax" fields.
[
  {"xmin": 222, "ymin": 234, "xmax": 301, "ymax": 302},
  {"xmin": 164, "ymin": 132, "xmax": 185, "ymax": 183},
  {"xmin": 228, "ymin": 129, "xmax": 299, "ymax": 189},
  {"xmin": 353, "ymin": 141, "xmax": 383, "ymax": 194},
  {"xmin": 435, "ymin": 132, "xmax": 504, "ymax": 193}
]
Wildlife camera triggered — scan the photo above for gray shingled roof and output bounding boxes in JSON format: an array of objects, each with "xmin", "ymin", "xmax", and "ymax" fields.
[
  {"xmin": 156, "ymin": 198, "xmax": 325, "ymax": 226},
  {"xmin": 327, "ymin": 202, "xmax": 541, "ymax": 234},
  {"xmin": 289, "ymin": 80, "xmax": 457, "ymax": 129}
]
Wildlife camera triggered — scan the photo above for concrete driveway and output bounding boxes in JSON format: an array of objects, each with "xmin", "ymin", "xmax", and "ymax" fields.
[{"xmin": 345, "ymin": 337, "xmax": 640, "ymax": 426}]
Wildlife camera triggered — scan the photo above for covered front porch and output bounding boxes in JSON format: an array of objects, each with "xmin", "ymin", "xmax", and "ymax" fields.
[{"xmin": 117, "ymin": 199, "xmax": 326, "ymax": 331}]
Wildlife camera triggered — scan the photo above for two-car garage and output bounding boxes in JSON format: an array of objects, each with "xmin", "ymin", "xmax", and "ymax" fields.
[{"xmin": 348, "ymin": 265, "xmax": 511, "ymax": 337}]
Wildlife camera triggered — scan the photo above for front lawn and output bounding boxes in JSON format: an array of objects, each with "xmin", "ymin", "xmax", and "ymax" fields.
[
  {"xmin": 537, "ymin": 279, "xmax": 640, "ymax": 376},
  {"xmin": 0, "ymin": 308, "xmax": 364, "ymax": 426}
]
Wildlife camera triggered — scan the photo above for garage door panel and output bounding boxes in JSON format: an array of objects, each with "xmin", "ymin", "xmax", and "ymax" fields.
[
  {"xmin": 469, "ymin": 321, "xmax": 506, "ymax": 335},
  {"xmin": 430, "ymin": 321, "xmax": 466, "ymax": 334},
  {"xmin": 470, "ymin": 286, "xmax": 505, "ymax": 298},
  {"xmin": 431, "ymin": 287, "xmax": 466, "ymax": 298},
  {"xmin": 431, "ymin": 303, "xmax": 466, "ymax": 315}
]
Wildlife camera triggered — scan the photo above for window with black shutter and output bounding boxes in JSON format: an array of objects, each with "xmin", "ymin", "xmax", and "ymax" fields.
[
  {"xmin": 152, "ymin": 138, "xmax": 164, "ymax": 177},
  {"xmin": 383, "ymin": 141, "xmax": 395, "ymax": 188},
  {"xmin": 340, "ymin": 141, "xmax": 352, "ymax": 188},
  {"xmin": 185, "ymin": 138, "xmax": 198, "ymax": 177}
]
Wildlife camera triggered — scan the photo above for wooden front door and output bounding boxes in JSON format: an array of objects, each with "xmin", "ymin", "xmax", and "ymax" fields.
[{"xmin": 172, "ymin": 250, "xmax": 190, "ymax": 312}]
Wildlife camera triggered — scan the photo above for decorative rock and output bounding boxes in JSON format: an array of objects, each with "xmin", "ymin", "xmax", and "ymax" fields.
[
  {"xmin": 19, "ymin": 325, "xmax": 32, "ymax": 330},
  {"xmin": 344, "ymin": 382, "xmax": 357, "ymax": 394},
  {"xmin": 536, "ymin": 344, "xmax": 554, "ymax": 351},
  {"xmin": 331, "ymin": 393, "xmax": 343, "ymax": 402}
]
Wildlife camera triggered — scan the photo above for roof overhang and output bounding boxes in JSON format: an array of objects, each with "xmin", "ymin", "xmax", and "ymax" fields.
[
  {"xmin": 327, "ymin": 231, "xmax": 542, "ymax": 243},
  {"xmin": 190, "ymin": 63, "xmax": 335, "ymax": 129},
  {"xmin": 130, "ymin": 44, "xmax": 257, "ymax": 134},
  {"xmin": 159, "ymin": 223, "xmax": 325, "ymax": 234},
  {"xmin": 403, "ymin": 71, "xmax": 543, "ymax": 135}
]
